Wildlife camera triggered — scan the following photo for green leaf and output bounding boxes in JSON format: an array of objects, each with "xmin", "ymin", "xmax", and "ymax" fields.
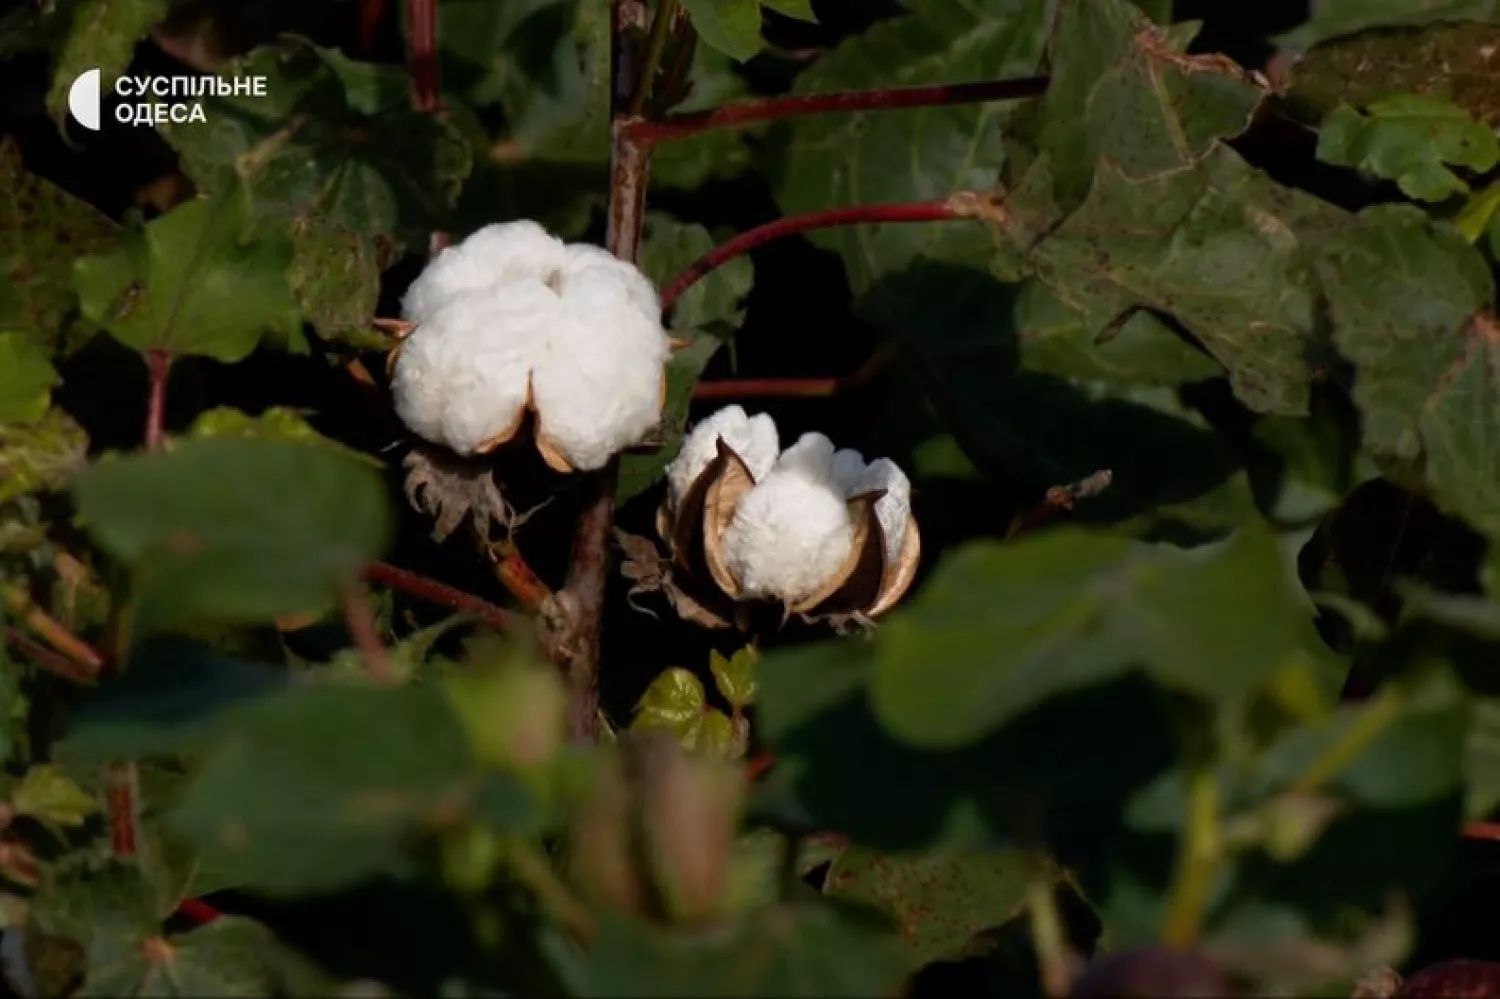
[
  {"xmin": 73, "ymin": 183, "xmax": 300, "ymax": 363},
  {"xmin": 0, "ymin": 137, "xmax": 118, "ymax": 351},
  {"xmin": 867, "ymin": 523, "xmax": 1315, "ymax": 750},
  {"xmin": 1277, "ymin": 0, "xmax": 1500, "ymax": 51},
  {"xmin": 710, "ymin": 646, "xmax": 757, "ymax": 712},
  {"xmin": 762, "ymin": 0, "xmax": 816, "ymax": 22},
  {"xmin": 72, "ymin": 438, "xmax": 392, "ymax": 633},
  {"xmin": 10, "ymin": 764, "xmax": 98, "ymax": 830},
  {"xmin": 0, "ymin": 333, "xmax": 58, "ymax": 425},
  {"xmin": 636, "ymin": 668, "xmax": 708, "ymax": 732},
  {"xmin": 1038, "ymin": 0, "xmax": 1267, "ymax": 212},
  {"xmin": 574, "ymin": 904, "xmax": 906, "ymax": 997},
  {"xmin": 0, "ymin": 407, "xmax": 89, "ymax": 503},
  {"xmin": 773, "ymin": 0, "xmax": 1049, "ymax": 292},
  {"xmin": 165, "ymin": 682, "xmax": 508, "ymax": 894},
  {"xmin": 282, "ymin": 217, "xmax": 381, "ymax": 342},
  {"xmin": 43, "ymin": 0, "xmax": 169, "ymax": 129},
  {"xmin": 1316, "ymin": 96, "xmax": 1500, "ymax": 201},
  {"xmin": 680, "ymin": 0, "xmax": 763, "ymax": 62},
  {"xmin": 188, "ymin": 406, "xmax": 382, "ymax": 468},
  {"xmin": 158, "ymin": 38, "xmax": 471, "ymax": 250},
  {"xmin": 1311, "ymin": 205, "xmax": 1500, "ymax": 534},
  {"xmin": 618, "ymin": 216, "xmax": 752, "ymax": 502}
]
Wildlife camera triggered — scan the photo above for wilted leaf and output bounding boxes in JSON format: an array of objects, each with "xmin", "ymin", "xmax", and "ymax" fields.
[
  {"xmin": 73, "ymin": 183, "xmax": 300, "ymax": 362},
  {"xmin": 0, "ymin": 407, "xmax": 89, "ymax": 503},
  {"xmin": 43, "ymin": 0, "xmax": 168, "ymax": 129},
  {"xmin": 0, "ymin": 138, "xmax": 118, "ymax": 351},
  {"xmin": 158, "ymin": 37, "xmax": 471, "ymax": 250},
  {"xmin": 574, "ymin": 904, "xmax": 906, "ymax": 997},
  {"xmin": 165, "ymin": 682, "xmax": 503, "ymax": 893},
  {"xmin": 1316, "ymin": 95, "xmax": 1500, "ymax": 201},
  {"xmin": 823, "ymin": 847, "xmax": 1039, "ymax": 968},
  {"xmin": 774, "ymin": 0, "xmax": 1049, "ymax": 292},
  {"xmin": 0, "ymin": 334, "xmax": 58, "ymax": 426},
  {"xmin": 72, "ymin": 438, "xmax": 392, "ymax": 633}
]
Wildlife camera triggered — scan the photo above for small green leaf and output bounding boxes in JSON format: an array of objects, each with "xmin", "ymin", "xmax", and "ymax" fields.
[
  {"xmin": 1316, "ymin": 96, "xmax": 1500, "ymax": 202},
  {"xmin": 0, "ymin": 333, "xmax": 58, "ymax": 425},
  {"xmin": 635, "ymin": 668, "xmax": 708, "ymax": 734},
  {"xmin": 165, "ymin": 682, "xmax": 499, "ymax": 893},
  {"xmin": 73, "ymin": 184, "xmax": 300, "ymax": 363},
  {"xmin": 0, "ymin": 137, "xmax": 118, "ymax": 351},
  {"xmin": 823, "ymin": 847, "xmax": 1040, "ymax": 968},
  {"xmin": 11, "ymin": 765, "xmax": 98, "ymax": 829},
  {"xmin": 72, "ymin": 437, "xmax": 392, "ymax": 633},
  {"xmin": 0, "ymin": 407, "xmax": 89, "ymax": 503},
  {"xmin": 43, "ymin": 0, "xmax": 168, "ymax": 129},
  {"xmin": 680, "ymin": 0, "xmax": 763, "ymax": 61},
  {"xmin": 710, "ymin": 646, "xmax": 758, "ymax": 712}
]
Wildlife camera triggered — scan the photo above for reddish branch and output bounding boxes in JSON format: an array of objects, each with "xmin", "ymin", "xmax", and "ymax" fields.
[
  {"xmin": 626, "ymin": 76, "xmax": 1048, "ymax": 146},
  {"xmin": 342, "ymin": 584, "xmax": 395, "ymax": 684},
  {"xmin": 361, "ymin": 560, "xmax": 513, "ymax": 629},
  {"xmin": 1464, "ymin": 821, "xmax": 1500, "ymax": 842},
  {"xmin": 144, "ymin": 349, "xmax": 171, "ymax": 451},
  {"xmin": 404, "ymin": 0, "xmax": 441, "ymax": 113},
  {"xmin": 359, "ymin": 0, "xmax": 386, "ymax": 57},
  {"xmin": 3, "ymin": 629, "xmax": 96, "ymax": 685},
  {"xmin": 693, "ymin": 346, "xmax": 892, "ymax": 401},
  {"xmin": 661, "ymin": 200, "xmax": 968, "ymax": 313}
]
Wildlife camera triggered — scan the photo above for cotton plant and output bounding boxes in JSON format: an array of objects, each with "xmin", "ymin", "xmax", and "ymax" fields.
[
  {"xmin": 389, "ymin": 220, "xmax": 671, "ymax": 474},
  {"xmin": 638, "ymin": 404, "xmax": 921, "ymax": 629}
]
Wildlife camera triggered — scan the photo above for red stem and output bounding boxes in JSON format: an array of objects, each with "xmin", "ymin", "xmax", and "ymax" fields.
[
  {"xmin": 693, "ymin": 346, "xmax": 892, "ymax": 401},
  {"xmin": 342, "ymin": 584, "xmax": 395, "ymax": 684},
  {"xmin": 627, "ymin": 76, "xmax": 1048, "ymax": 146},
  {"xmin": 144, "ymin": 349, "xmax": 171, "ymax": 451},
  {"xmin": 361, "ymin": 560, "xmax": 513, "ymax": 630},
  {"xmin": 404, "ymin": 0, "xmax": 441, "ymax": 113},
  {"xmin": 175, "ymin": 897, "xmax": 222, "ymax": 926},
  {"xmin": 661, "ymin": 200, "xmax": 966, "ymax": 313},
  {"xmin": 1463, "ymin": 821, "xmax": 1500, "ymax": 842},
  {"xmin": 359, "ymin": 0, "xmax": 385, "ymax": 57}
]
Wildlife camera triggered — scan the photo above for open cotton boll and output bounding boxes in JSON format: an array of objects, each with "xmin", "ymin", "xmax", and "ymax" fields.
[
  {"xmin": 562, "ymin": 243, "xmax": 662, "ymax": 322},
  {"xmin": 401, "ymin": 221, "xmax": 568, "ymax": 325},
  {"xmin": 831, "ymin": 449, "xmax": 912, "ymax": 564},
  {"xmin": 531, "ymin": 280, "xmax": 670, "ymax": 471},
  {"xmin": 665, "ymin": 406, "xmax": 780, "ymax": 510},
  {"xmin": 391, "ymin": 284, "xmax": 552, "ymax": 455},
  {"xmin": 720, "ymin": 433, "xmax": 854, "ymax": 604}
]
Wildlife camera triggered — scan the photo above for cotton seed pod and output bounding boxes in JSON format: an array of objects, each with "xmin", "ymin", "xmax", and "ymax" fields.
[
  {"xmin": 389, "ymin": 220, "xmax": 671, "ymax": 473},
  {"xmin": 658, "ymin": 406, "xmax": 920, "ymax": 626}
]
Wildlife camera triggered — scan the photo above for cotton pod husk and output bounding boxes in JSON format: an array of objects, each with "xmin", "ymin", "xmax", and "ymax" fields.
[{"xmin": 668, "ymin": 438, "xmax": 921, "ymax": 625}]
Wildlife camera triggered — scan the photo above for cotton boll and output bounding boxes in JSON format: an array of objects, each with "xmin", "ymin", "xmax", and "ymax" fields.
[
  {"xmin": 392, "ymin": 284, "xmax": 552, "ymax": 455},
  {"xmin": 562, "ymin": 243, "xmax": 661, "ymax": 322},
  {"xmin": 531, "ymin": 280, "xmax": 670, "ymax": 471},
  {"xmin": 860, "ymin": 458, "xmax": 912, "ymax": 563},
  {"xmin": 720, "ymin": 434, "xmax": 854, "ymax": 604},
  {"xmin": 665, "ymin": 406, "xmax": 780, "ymax": 510},
  {"xmin": 401, "ymin": 221, "xmax": 568, "ymax": 325}
]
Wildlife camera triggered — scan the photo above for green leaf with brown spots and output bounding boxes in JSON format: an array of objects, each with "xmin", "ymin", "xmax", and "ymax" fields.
[
  {"xmin": 0, "ymin": 138, "xmax": 118, "ymax": 352},
  {"xmin": 823, "ymin": 846, "xmax": 1042, "ymax": 967},
  {"xmin": 1316, "ymin": 95, "xmax": 1500, "ymax": 201},
  {"xmin": 43, "ymin": 0, "xmax": 169, "ymax": 130}
]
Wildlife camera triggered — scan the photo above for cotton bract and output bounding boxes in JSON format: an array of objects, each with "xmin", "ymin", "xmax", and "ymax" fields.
[
  {"xmin": 390, "ymin": 220, "xmax": 670, "ymax": 472},
  {"xmin": 656, "ymin": 407, "xmax": 921, "ymax": 627}
]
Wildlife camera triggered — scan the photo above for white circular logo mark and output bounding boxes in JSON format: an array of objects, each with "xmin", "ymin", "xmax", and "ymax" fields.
[{"xmin": 67, "ymin": 68, "xmax": 101, "ymax": 131}]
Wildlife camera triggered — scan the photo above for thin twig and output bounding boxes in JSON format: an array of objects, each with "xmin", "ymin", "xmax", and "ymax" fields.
[
  {"xmin": 626, "ymin": 0, "xmax": 677, "ymax": 115},
  {"xmin": 100, "ymin": 761, "xmax": 141, "ymax": 859},
  {"xmin": 144, "ymin": 349, "xmax": 171, "ymax": 451},
  {"xmin": 693, "ymin": 346, "xmax": 893, "ymax": 400},
  {"xmin": 3, "ymin": 629, "xmax": 97, "ymax": 685},
  {"xmin": 0, "ymin": 585, "xmax": 105, "ymax": 674},
  {"xmin": 361, "ymin": 561, "xmax": 513, "ymax": 630},
  {"xmin": 342, "ymin": 584, "xmax": 396, "ymax": 684},
  {"xmin": 486, "ymin": 545, "xmax": 553, "ymax": 613},
  {"xmin": 661, "ymin": 200, "xmax": 969, "ymax": 313},
  {"xmin": 404, "ymin": 0, "xmax": 442, "ymax": 113},
  {"xmin": 627, "ymin": 76, "xmax": 1049, "ymax": 146}
]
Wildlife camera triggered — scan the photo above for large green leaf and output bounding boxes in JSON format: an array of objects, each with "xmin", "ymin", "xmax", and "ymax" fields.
[
  {"xmin": 1278, "ymin": 0, "xmax": 1500, "ymax": 50},
  {"xmin": 0, "ymin": 137, "xmax": 118, "ymax": 351},
  {"xmin": 158, "ymin": 38, "xmax": 471, "ymax": 251},
  {"xmin": 866, "ymin": 523, "xmax": 1315, "ymax": 750},
  {"xmin": 1316, "ymin": 95, "xmax": 1500, "ymax": 201},
  {"xmin": 72, "ymin": 437, "xmax": 392, "ymax": 633},
  {"xmin": 618, "ymin": 216, "xmax": 752, "ymax": 503},
  {"xmin": 73, "ymin": 184, "xmax": 300, "ymax": 362},
  {"xmin": 43, "ymin": 0, "xmax": 168, "ymax": 129},
  {"xmin": 772, "ymin": 0, "xmax": 1049, "ymax": 293},
  {"xmin": 164, "ymin": 682, "xmax": 527, "ymax": 894},
  {"xmin": 1311, "ymin": 205, "xmax": 1500, "ymax": 535}
]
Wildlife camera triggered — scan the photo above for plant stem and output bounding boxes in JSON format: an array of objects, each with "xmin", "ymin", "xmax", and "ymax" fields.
[
  {"xmin": 486, "ymin": 544, "xmax": 553, "ymax": 613},
  {"xmin": 1027, "ymin": 863, "xmax": 1071, "ymax": 997},
  {"xmin": 506, "ymin": 837, "xmax": 595, "ymax": 943},
  {"xmin": 0, "ymin": 584, "xmax": 104, "ymax": 674},
  {"xmin": 627, "ymin": 76, "xmax": 1049, "ymax": 146},
  {"xmin": 661, "ymin": 199, "xmax": 972, "ymax": 312},
  {"xmin": 1162, "ymin": 765, "xmax": 1222, "ymax": 946},
  {"xmin": 404, "ymin": 0, "xmax": 441, "ymax": 113},
  {"xmin": 3, "ymin": 629, "xmax": 97, "ymax": 685},
  {"xmin": 776, "ymin": 834, "xmax": 804, "ymax": 901},
  {"xmin": 358, "ymin": 0, "xmax": 385, "ymax": 56},
  {"xmin": 1463, "ymin": 821, "xmax": 1500, "ymax": 842},
  {"xmin": 693, "ymin": 345, "xmax": 892, "ymax": 400},
  {"xmin": 144, "ymin": 348, "xmax": 171, "ymax": 451},
  {"xmin": 626, "ymin": 0, "xmax": 677, "ymax": 115},
  {"xmin": 361, "ymin": 560, "xmax": 513, "ymax": 630},
  {"xmin": 100, "ymin": 761, "xmax": 141, "ymax": 859},
  {"xmin": 342, "ymin": 584, "xmax": 395, "ymax": 684}
]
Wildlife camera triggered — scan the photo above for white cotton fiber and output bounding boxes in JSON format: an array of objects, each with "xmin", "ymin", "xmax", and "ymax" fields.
[
  {"xmin": 720, "ymin": 433, "xmax": 855, "ymax": 604},
  {"xmin": 401, "ymin": 221, "xmax": 568, "ymax": 326},
  {"xmin": 665, "ymin": 406, "xmax": 780, "ymax": 510},
  {"xmin": 831, "ymin": 449, "xmax": 912, "ymax": 564}
]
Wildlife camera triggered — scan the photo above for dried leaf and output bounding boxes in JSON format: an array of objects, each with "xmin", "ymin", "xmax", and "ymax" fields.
[{"xmin": 702, "ymin": 440, "xmax": 756, "ymax": 599}]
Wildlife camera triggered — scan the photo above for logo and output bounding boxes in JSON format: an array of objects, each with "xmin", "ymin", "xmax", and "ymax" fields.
[{"xmin": 67, "ymin": 68, "xmax": 102, "ymax": 132}]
